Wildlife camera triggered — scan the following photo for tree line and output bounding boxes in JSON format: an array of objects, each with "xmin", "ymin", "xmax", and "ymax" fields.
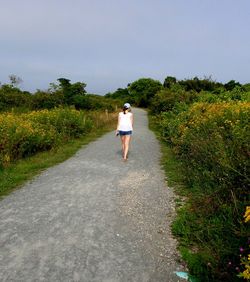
[
  {"xmin": 0, "ymin": 75, "xmax": 116, "ymax": 112},
  {"xmin": 106, "ymin": 75, "xmax": 250, "ymax": 108}
]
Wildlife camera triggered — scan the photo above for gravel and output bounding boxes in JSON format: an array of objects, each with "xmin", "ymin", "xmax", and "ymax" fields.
[{"xmin": 0, "ymin": 108, "xmax": 185, "ymax": 282}]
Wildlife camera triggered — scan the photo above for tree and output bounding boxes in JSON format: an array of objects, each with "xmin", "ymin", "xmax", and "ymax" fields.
[
  {"xmin": 70, "ymin": 82, "xmax": 86, "ymax": 97},
  {"xmin": 105, "ymin": 88, "xmax": 129, "ymax": 100},
  {"xmin": 151, "ymin": 88, "xmax": 197, "ymax": 113},
  {"xmin": 9, "ymin": 74, "xmax": 23, "ymax": 87},
  {"xmin": 128, "ymin": 78, "xmax": 162, "ymax": 107},
  {"xmin": 0, "ymin": 84, "xmax": 31, "ymax": 110},
  {"xmin": 163, "ymin": 76, "xmax": 177, "ymax": 88},
  {"xmin": 179, "ymin": 76, "xmax": 223, "ymax": 92},
  {"xmin": 57, "ymin": 78, "xmax": 71, "ymax": 89},
  {"xmin": 57, "ymin": 78, "xmax": 87, "ymax": 104},
  {"xmin": 224, "ymin": 80, "xmax": 241, "ymax": 91},
  {"xmin": 243, "ymin": 83, "xmax": 250, "ymax": 92},
  {"xmin": 48, "ymin": 82, "xmax": 60, "ymax": 93}
]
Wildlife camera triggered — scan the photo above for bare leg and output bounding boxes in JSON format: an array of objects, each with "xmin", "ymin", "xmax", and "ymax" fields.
[
  {"xmin": 123, "ymin": 135, "xmax": 131, "ymax": 160},
  {"xmin": 120, "ymin": 136, "xmax": 126, "ymax": 157}
]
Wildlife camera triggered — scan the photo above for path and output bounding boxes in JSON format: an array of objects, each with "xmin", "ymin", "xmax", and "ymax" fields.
[{"xmin": 0, "ymin": 108, "xmax": 184, "ymax": 282}]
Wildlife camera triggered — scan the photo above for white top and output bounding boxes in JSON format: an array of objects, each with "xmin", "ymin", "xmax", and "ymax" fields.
[{"xmin": 118, "ymin": 112, "xmax": 133, "ymax": 131}]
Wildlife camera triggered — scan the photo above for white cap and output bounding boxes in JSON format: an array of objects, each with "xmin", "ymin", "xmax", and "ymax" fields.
[{"xmin": 124, "ymin": 103, "xmax": 131, "ymax": 109}]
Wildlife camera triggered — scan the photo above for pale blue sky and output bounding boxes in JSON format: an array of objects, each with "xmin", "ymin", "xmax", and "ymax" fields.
[{"xmin": 1, "ymin": 0, "xmax": 250, "ymax": 94}]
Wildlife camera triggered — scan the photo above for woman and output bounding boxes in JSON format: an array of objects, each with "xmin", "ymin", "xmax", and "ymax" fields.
[{"xmin": 116, "ymin": 103, "xmax": 133, "ymax": 161}]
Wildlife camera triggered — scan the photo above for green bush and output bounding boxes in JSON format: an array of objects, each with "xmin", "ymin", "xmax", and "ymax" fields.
[
  {"xmin": 197, "ymin": 88, "xmax": 250, "ymax": 103},
  {"xmin": 151, "ymin": 88, "xmax": 197, "ymax": 114},
  {"xmin": 0, "ymin": 108, "xmax": 94, "ymax": 168},
  {"xmin": 74, "ymin": 95, "xmax": 117, "ymax": 111},
  {"xmin": 171, "ymin": 102, "xmax": 249, "ymax": 195},
  {"xmin": 158, "ymin": 101, "xmax": 250, "ymax": 281},
  {"xmin": 31, "ymin": 91, "xmax": 64, "ymax": 110},
  {"xmin": 0, "ymin": 85, "xmax": 31, "ymax": 111}
]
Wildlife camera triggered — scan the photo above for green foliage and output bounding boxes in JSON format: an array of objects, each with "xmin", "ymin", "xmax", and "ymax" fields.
[
  {"xmin": 128, "ymin": 78, "xmax": 162, "ymax": 107},
  {"xmin": 74, "ymin": 95, "xmax": 117, "ymax": 111},
  {"xmin": 105, "ymin": 87, "xmax": 129, "ymax": 102},
  {"xmin": 179, "ymin": 247, "xmax": 215, "ymax": 282},
  {"xmin": 150, "ymin": 88, "xmax": 197, "ymax": 114},
  {"xmin": 8, "ymin": 74, "xmax": 23, "ymax": 87},
  {"xmin": 0, "ymin": 108, "xmax": 92, "ymax": 167},
  {"xmin": 57, "ymin": 78, "xmax": 86, "ymax": 105},
  {"xmin": 106, "ymin": 76, "xmax": 231, "ymax": 109},
  {"xmin": 0, "ymin": 108, "xmax": 118, "ymax": 169},
  {"xmin": 0, "ymin": 77, "xmax": 116, "ymax": 112},
  {"xmin": 147, "ymin": 76, "xmax": 250, "ymax": 281},
  {"xmin": 31, "ymin": 91, "xmax": 64, "ymax": 109},
  {"xmin": 198, "ymin": 88, "xmax": 250, "ymax": 104},
  {"xmin": 0, "ymin": 113, "xmax": 118, "ymax": 198},
  {"xmin": 173, "ymin": 103, "xmax": 249, "ymax": 195},
  {"xmin": 163, "ymin": 76, "xmax": 177, "ymax": 88},
  {"xmin": 157, "ymin": 101, "xmax": 250, "ymax": 281},
  {"xmin": 0, "ymin": 84, "xmax": 32, "ymax": 111},
  {"xmin": 224, "ymin": 80, "xmax": 241, "ymax": 91},
  {"xmin": 26, "ymin": 108, "xmax": 93, "ymax": 139},
  {"xmin": 178, "ymin": 76, "xmax": 223, "ymax": 92},
  {"xmin": 243, "ymin": 83, "xmax": 250, "ymax": 92}
]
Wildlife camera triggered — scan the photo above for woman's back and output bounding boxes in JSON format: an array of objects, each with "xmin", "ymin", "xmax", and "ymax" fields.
[{"xmin": 118, "ymin": 112, "xmax": 133, "ymax": 131}]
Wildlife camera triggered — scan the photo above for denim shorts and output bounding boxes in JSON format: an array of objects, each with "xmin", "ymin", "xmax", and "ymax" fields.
[{"xmin": 119, "ymin": 130, "xmax": 132, "ymax": 136}]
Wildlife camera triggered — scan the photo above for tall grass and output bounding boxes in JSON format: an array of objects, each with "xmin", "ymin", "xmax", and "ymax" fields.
[
  {"xmin": 155, "ymin": 101, "xmax": 250, "ymax": 281},
  {"xmin": 0, "ymin": 108, "xmax": 117, "ymax": 169}
]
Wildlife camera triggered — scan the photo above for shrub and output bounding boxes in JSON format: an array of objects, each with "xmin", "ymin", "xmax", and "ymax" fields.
[
  {"xmin": 172, "ymin": 102, "xmax": 249, "ymax": 196},
  {"xmin": 24, "ymin": 108, "xmax": 93, "ymax": 139},
  {"xmin": 31, "ymin": 91, "xmax": 64, "ymax": 110},
  {"xmin": 151, "ymin": 88, "xmax": 197, "ymax": 114},
  {"xmin": 0, "ymin": 85, "xmax": 31, "ymax": 111},
  {"xmin": 128, "ymin": 78, "xmax": 162, "ymax": 107},
  {"xmin": 74, "ymin": 95, "xmax": 116, "ymax": 111},
  {"xmin": 238, "ymin": 207, "xmax": 250, "ymax": 280},
  {"xmin": 0, "ymin": 108, "xmax": 94, "ymax": 168},
  {"xmin": 159, "ymin": 101, "xmax": 250, "ymax": 281},
  {"xmin": 0, "ymin": 113, "xmax": 58, "ymax": 167}
]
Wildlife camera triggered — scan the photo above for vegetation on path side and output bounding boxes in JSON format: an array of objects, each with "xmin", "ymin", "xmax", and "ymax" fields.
[
  {"xmin": 1, "ymin": 74, "xmax": 249, "ymax": 281},
  {"xmin": 149, "ymin": 112, "xmax": 249, "ymax": 282},
  {"xmin": 0, "ymin": 76, "xmax": 120, "ymax": 198},
  {"xmin": 109, "ymin": 75, "xmax": 249, "ymax": 282},
  {"xmin": 0, "ymin": 110, "xmax": 117, "ymax": 199}
]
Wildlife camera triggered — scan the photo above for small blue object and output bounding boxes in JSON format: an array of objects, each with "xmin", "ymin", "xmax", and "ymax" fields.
[
  {"xmin": 174, "ymin": 271, "xmax": 189, "ymax": 279},
  {"xmin": 174, "ymin": 271, "xmax": 199, "ymax": 282}
]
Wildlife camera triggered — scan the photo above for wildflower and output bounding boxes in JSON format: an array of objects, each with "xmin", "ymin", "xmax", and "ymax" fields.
[{"xmin": 244, "ymin": 206, "xmax": 250, "ymax": 223}]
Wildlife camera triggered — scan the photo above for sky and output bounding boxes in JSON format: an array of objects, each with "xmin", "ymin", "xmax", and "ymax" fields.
[{"xmin": 1, "ymin": 0, "xmax": 250, "ymax": 94}]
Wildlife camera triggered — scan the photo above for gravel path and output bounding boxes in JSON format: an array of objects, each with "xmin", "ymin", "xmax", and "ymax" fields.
[{"xmin": 0, "ymin": 108, "xmax": 184, "ymax": 282}]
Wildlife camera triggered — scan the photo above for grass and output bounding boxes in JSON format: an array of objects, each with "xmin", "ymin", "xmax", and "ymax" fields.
[
  {"xmin": 148, "ymin": 113, "xmax": 247, "ymax": 282},
  {"xmin": 148, "ymin": 114, "xmax": 186, "ymax": 191},
  {"xmin": 148, "ymin": 113, "xmax": 206, "ymax": 282},
  {"xmin": 0, "ymin": 121, "xmax": 116, "ymax": 199}
]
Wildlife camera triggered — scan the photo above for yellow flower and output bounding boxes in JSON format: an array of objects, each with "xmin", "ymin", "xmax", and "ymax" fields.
[
  {"xmin": 3, "ymin": 154, "xmax": 10, "ymax": 163},
  {"xmin": 244, "ymin": 206, "xmax": 250, "ymax": 223}
]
